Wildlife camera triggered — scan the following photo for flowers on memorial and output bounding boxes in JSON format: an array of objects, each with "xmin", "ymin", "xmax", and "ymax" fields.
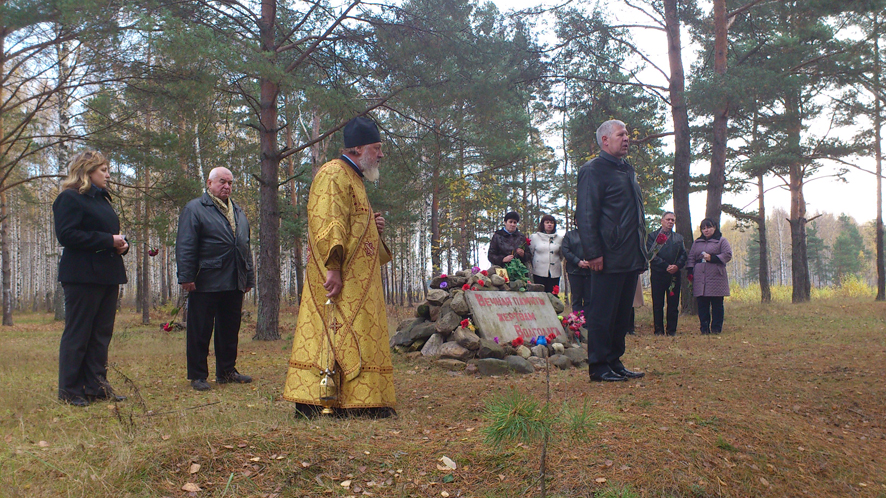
[
  {"xmin": 480, "ymin": 270, "xmax": 488, "ymax": 276},
  {"xmin": 547, "ymin": 332, "xmax": 557, "ymax": 343},
  {"xmin": 440, "ymin": 273, "xmax": 447, "ymax": 279},
  {"xmin": 493, "ymin": 337, "xmax": 499, "ymax": 344},
  {"xmin": 460, "ymin": 318, "xmax": 470, "ymax": 329},
  {"xmin": 478, "ymin": 279, "xmax": 485, "ymax": 287},
  {"xmin": 562, "ymin": 310, "xmax": 586, "ymax": 339},
  {"xmin": 440, "ymin": 281, "xmax": 448, "ymax": 289},
  {"xmin": 511, "ymin": 336, "xmax": 524, "ymax": 347},
  {"xmin": 505, "ymin": 258, "xmax": 529, "ymax": 282},
  {"xmin": 647, "ymin": 231, "xmax": 670, "ymax": 263},
  {"xmin": 472, "ymin": 266, "xmax": 481, "ymax": 274},
  {"xmin": 462, "ymin": 283, "xmax": 471, "ymax": 290},
  {"xmin": 148, "ymin": 248, "xmax": 159, "ymax": 257},
  {"xmin": 552, "ymin": 285, "xmax": 560, "ymax": 296}
]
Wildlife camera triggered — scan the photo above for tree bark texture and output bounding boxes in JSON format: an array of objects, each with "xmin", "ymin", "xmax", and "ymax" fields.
[
  {"xmin": 1, "ymin": 190, "xmax": 11, "ymax": 325},
  {"xmin": 874, "ymin": 21, "xmax": 885, "ymax": 301},
  {"xmin": 757, "ymin": 175, "xmax": 771, "ymax": 302},
  {"xmin": 785, "ymin": 95, "xmax": 811, "ymax": 302},
  {"xmin": 663, "ymin": 0, "xmax": 695, "ymax": 315},
  {"xmin": 705, "ymin": 0, "xmax": 729, "ymax": 225},
  {"xmin": 255, "ymin": 0, "xmax": 282, "ymax": 340}
]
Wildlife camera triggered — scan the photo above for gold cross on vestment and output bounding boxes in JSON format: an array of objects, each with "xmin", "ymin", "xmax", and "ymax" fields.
[{"xmin": 329, "ymin": 319, "xmax": 343, "ymax": 333}]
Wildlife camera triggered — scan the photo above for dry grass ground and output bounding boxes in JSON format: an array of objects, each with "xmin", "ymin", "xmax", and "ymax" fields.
[{"xmin": 1, "ymin": 297, "xmax": 884, "ymax": 497}]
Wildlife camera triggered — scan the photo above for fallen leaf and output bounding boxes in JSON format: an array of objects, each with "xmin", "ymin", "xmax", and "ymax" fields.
[
  {"xmin": 223, "ymin": 445, "xmax": 234, "ymax": 449},
  {"xmin": 363, "ymin": 451, "xmax": 370, "ymax": 455},
  {"xmin": 189, "ymin": 463, "xmax": 201, "ymax": 474},
  {"xmin": 250, "ymin": 457, "xmax": 261, "ymax": 462},
  {"xmin": 595, "ymin": 477, "xmax": 607, "ymax": 483},
  {"xmin": 161, "ymin": 435, "xmax": 171, "ymax": 441},
  {"xmin": 301, "ymin": 462, "xmax": 311, "ymax": 468},
  {"xmin": 238, "ymin": 443, "xmax": 247, "ymax": 448},
  {"xmin": 439, "ymin": 456, "xmax": 457, "ymax": 470},
  {"xmin": 37, "ymin": 441, "xmax": 49, "ymax": 448},
  {"xmin": 441, "ymin": 492, "xmax": 450, "ymax": 497},
  {"xmin": 341, "ymin": 480, "xmax": 352, "ymax": 488},
  {"xmin": 760, "ymin": 477, "xmax": 769, "ymax": 486},
  {"xmin": 603, "ymin": 460, "xmax": 613, "ymax": 468},
  {"xmin": 358, "ymin": 466, "xmax": 367, "ymax": 473},
  {"xmin": 181, "ymin": 483, "xmax": 201, "ymax": 492},
  {"xmin": 276, "ymin": 455, "xmax": 285, "ymax": 460}
]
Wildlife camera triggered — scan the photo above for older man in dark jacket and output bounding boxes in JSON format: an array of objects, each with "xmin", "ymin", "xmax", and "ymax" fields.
[
  {"xmin": 176, "ymin": 167, "xmax": 255, "ymax": 391},
  {"xmin": 647, "ymin": 212, "xmax": 687, "ymax": 336},
  {"xmin": 576, "ymin": 119, "xmax": 648, "ymax": 382}
]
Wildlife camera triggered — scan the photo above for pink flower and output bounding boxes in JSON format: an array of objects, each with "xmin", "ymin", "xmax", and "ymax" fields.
[{"xmin": 552, "ymin": 285, "xmax": 559, "ymax": 296}]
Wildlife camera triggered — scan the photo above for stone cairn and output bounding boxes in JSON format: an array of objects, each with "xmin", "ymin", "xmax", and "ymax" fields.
[{"xmin": 389, "ymin": 268, "xmax": 589, "ymax": 375}]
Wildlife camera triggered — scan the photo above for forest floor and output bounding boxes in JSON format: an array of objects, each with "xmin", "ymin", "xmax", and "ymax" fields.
[{"xmin": 1, "ymin": 297, "xmax": 885, "ymax": 498}]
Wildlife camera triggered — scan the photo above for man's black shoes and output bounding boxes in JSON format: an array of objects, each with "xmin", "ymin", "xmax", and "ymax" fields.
[
  {"xmin": 61, "ymin": 396, "xmax": 89, "ymax": 407},
  {"xmin": 217, "ymin": 370, "xmax": 252, "ymax": 384},
  {"xmin": 87, "ymin": 392, "xmax": 127, "ymax": 402},
  {"xmin": 191, "ymin": 379, "xmax": 211, "ymax": 391},
  {"xmin": 590, "ymin": 371, "xmax": 628, "ymax": 382},
  {"xmin": 614, "ymin": 368, "xmax": 645, "ymax": 379}
]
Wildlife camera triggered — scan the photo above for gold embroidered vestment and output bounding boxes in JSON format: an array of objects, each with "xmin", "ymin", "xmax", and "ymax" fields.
[{"xmin": 283, "ymin": 159, "xmax": 395, "ymax": 409}]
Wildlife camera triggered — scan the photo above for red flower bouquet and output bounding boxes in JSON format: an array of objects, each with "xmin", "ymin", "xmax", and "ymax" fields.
[{"xmin": 511, "ymin": 336, "xmax": 524, "ymax": 347}]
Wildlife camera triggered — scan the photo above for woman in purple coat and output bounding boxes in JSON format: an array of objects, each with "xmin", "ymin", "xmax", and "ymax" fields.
[{"xmin": 686, "ymin": 218, "xmax": 732, "ymax": 334}]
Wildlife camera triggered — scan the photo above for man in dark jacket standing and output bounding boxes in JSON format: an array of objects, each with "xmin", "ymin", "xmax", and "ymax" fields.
[
  {"xmin": 560, "ymin": 227, "xmax": 591, "ymax": 314},
  {"xmin": 176, "ymin": 167, "xmax": 255, "ymax": 391},
  {"xmin": 646, "ymin": 212, "xmax": 687, "ymax": 336},
  {"xmin": 576, "ymin": 120, "xmax": 648, "ymax": 382}
]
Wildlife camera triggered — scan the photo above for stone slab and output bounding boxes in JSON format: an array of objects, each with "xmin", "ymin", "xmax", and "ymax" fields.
[{"xmin": 465, "ymin": 290, "xmax": 564, "ymax": 344}]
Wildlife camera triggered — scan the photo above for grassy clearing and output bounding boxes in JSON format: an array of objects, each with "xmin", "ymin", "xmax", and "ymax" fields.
[{"xmin": 1, "ymin": 298, "xmax": 885, "ymax": 497}]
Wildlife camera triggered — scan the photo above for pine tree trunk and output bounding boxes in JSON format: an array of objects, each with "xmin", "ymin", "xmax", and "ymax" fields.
[
  {"xmin": 786, "ymin": 95, "xmax": 811, "ymax": 302},
  {"xmin": 705, "ymin": 0, "xmax": 729, "ymax": 225},
  {"xmin": 430, "ymin": 165, "xmax": 442, "ymax": 274},
  {"xmin": 663, "ymin": 0, "xmax": 695, "ymax": 316},
  {"xmin": 757, "ymin": 175, "xmax": 771, "ymax": 302},
  {"xmin": 874, "ymin": 21, "xmax": 885, "ymax": 301},
  {"xmin": 255, "ymin": 0, "xmax": 282, "ymax": 341}
]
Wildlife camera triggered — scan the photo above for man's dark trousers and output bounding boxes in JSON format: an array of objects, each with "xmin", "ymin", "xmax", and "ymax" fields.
[
  {"xmin": 584, "ymin": 271, "xmax": 638, "ymax": 376},
  {"xmin": 568, "ymin": 273, "xmax": 590, "ymax": 314},
  {"xmin": 186, "ymin": 290, "xmax": 243, "ymax": 380},
  {"xmin": 59, "ymin": 283, "xmax": 118, "ymax": 400},
  {"xmin": 650, "ymin": 271, "xmax": 681, "ymax": 335}
]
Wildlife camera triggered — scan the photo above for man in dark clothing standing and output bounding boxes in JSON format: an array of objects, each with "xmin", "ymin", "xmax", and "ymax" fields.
[
  {"xmin": 560, "ymin": 227, "xmax": 591, "ymax": 313},
  {"xmin": 576, "ymin": 120, "xmax": 648, "ymax": 382},
  {"xmin": 647, "ymin": 212, "xmax": 687, "ymax": 336},
  {"xmin": 487, "ymin": 212, "xmax": 530, "ymax": 268},
  {"xmin": 176, "ymin": 167, "xmax": 255, "ymax": 391}
]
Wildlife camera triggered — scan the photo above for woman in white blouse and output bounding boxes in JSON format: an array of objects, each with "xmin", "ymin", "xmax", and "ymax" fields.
[{"xmin": 529, "ymin": 214, "xmax": 564, "ymax": 293}]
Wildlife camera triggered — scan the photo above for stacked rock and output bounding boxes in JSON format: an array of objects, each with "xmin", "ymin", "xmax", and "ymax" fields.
[{"xmin": 389, "ymin": 267, "xmax": 587, "ymax": 375}]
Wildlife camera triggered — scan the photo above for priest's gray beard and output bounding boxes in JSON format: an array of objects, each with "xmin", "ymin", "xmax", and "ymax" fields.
[{"xmin": 359, "ymin": 156, "xmax": 380, "ymax": 182}]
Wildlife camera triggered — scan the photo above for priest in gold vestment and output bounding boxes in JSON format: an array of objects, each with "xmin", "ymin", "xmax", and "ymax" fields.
[{"xmin": 284, "ymin": 116, "xmax": 396, "ymax": 418}]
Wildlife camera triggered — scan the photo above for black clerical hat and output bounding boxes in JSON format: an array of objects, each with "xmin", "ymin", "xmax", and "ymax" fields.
[{"xmin": 343, "ymin": 116, "xmax": 381, "ymax": 148}]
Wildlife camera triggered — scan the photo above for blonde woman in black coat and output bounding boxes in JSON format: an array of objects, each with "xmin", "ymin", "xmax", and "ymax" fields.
[{"xmin": 53, "ymin": 151, "xmax": 128, "ymax": 407}]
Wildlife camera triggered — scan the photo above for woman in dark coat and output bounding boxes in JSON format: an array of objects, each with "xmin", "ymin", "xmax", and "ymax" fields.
[
  {"xmin": 487, "ymin": 211, "xmax": 530, "ymax": 268},
  {"xmin": 53, "ymin": 151, "xmax": 129, "ymax": 406},
  {"xmin": 686, "ymin": 218, "xmax": 732, "ymax": 334}
]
